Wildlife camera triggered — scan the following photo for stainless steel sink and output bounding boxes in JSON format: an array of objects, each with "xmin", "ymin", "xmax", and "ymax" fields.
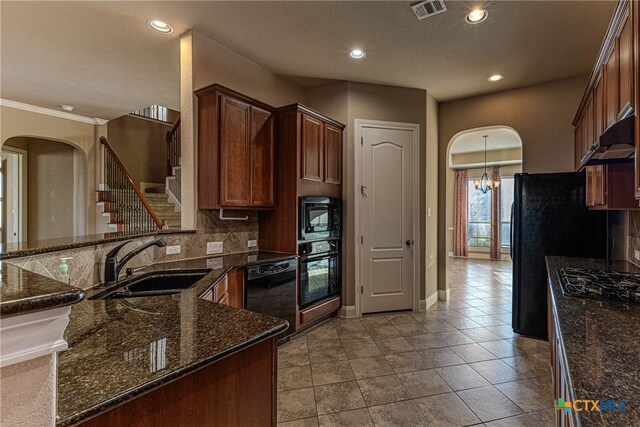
[{"xmin": 90, "ymin": 270, "xmax": 210, "ymax": 300}]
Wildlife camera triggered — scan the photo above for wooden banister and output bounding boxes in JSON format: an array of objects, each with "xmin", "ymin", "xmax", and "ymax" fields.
[
  {"xmin": 166, "ymin": 117, "xmax": 181, "ymax": 176},
  {"xmin": 99, "ymin": 137, "xmax": 166, "ymax": 230}
]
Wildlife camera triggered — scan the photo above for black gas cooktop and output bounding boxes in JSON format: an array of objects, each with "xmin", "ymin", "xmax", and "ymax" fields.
[{"xmin": 558, "ymin": 267, "xmax": 640, "ymax": 304}]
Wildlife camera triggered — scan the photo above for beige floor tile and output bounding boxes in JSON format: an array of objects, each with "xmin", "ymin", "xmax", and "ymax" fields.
[
  {"xmin": 445, "ymin": 317, "xmax": 482, "ymax": 330},
  {"xmin": 311, "ymin": 360, "xmax": 356, "ymax": 386},
  {"xmin": 279, "ymin": 365, "xmax": 314, "ymax": 391},
  {"xmin": 495, "ymin": 376, "xmax": 554, "ymax": 412},
  {"xmin": 360, "ymin": 316, "xmax": 392, "ymax": 328},
  {"xmin": 420, "ymin": 320, "xmax": 458, "ymax": 333},
  {"xmin": 317, "ymin": 408, "xmax": 374, "ymax": 427},
  {"xmin": 366, "ymin": 325, "xmax": 401, "ymax": 340},
  {"xmin": 418, "ymin": 347, "xmax": 466, "ymax": 368},
  {"xmin": 357, "ymin": 374, "xmax": 411, "ymax": 406},
  {"xmin": 385, "ymin": 351, "xmax": 432, "ymax": 374},
  {"xmin": 374, "ymin": 337, "xmax": 415, "ymax": 354},
  {"xmin": 469, "ymin": 359, "xmax": 525, "ymax": 384},
  {"xmin": 405, "ymin": 333, "xmax": 443, "ymax": 350},
  {"xmin": 435, "ymin": 364, "xmax": 490, "ymax": 391},
  {"xmin": 278, "ymin": 387, "xmax": 318, "ymax": 422},
  {"xmin": 385, "ymin": 312, "xmax": 419, "ymax": 325},
  {"xmin": 397, "ymin": 368, "xmax": 452, "ymax": 398},
  {"xmin": 509, "ymin": 337, "xmax": 549, "ymax": 355},
  {"xmin": 479, "ymin": 339, "xmax": 522, "ymax": 358},
  {"xmin": 368, "ymin": 400, "xmax": 430, "ymax": 426},
  {"xmin": 393, "ymin": 322, "xmax": 430, "ymax": 337},
  {"xmin": 449, "ymin": 343, "xmax": 498, "ymax": 363},
  {"xmin": 349, "ymin": 356, "xmax": 395, "ymax": 379},
  {"xmin": 278, "ymin": 417, "xmax": 319, "ymax": 427},
  {"xmin": 468, "ymin": 315, "xmax": 506, "ymax": 327},
  {"xmin": 460, "ymin": 327, "xmax": 503, "ymax": 343},
  {"xmin": 314, "ymin": 381, "xmax": 366, "ymax": 415},
  {"xmin": 309, "ymin": 344, "xmax": 347, "ymax": 364},
  {"xmin": 501, "ymin": 354, "xmax": 551, "ymax": 378},
  {"xmin": 342, "ymin": 340, "xmax": 382, "ymax": 359},
  {"xmin": 457, "ymin": 385, "xmax": 524, "ymax": 422},
  {"xmin": 414, "ymin": 392, "xmax": 481, "ymax": 427},
  {"xmin": 484, "ymin": 409, "xmax": 555, "ymax": 426},
  {"xmin": 435, "ymin": 330, "xmax": 476, "ymax": 346}
]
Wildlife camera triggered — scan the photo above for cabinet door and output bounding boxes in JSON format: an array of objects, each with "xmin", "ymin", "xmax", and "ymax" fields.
[
  {"xmin": 574, "ymin": 120, "xmax": 582, "ymax": 170},
  {"xmin": 300, "ymin": 113, "xmax": 324, "ymax": 182},
  {"xmin": 227, "ymin": 268, "xmax": 244, "ymax": 309},
  {"xmin": 219, "ymin": 95, "xmax": 251, "ymax": 207},
  {"xmin": 605, "ymin": 45, "xmax": 619, "ymax": 129},
  {"xmin": 593, "ymin": 165, "xmax": 607, "ymax": 206},
  {"xmin": 618, "ymin": 8, "xmax": 633, "ymax": 118},
  {"xmin": 250, "ymin": 106, "xmax": 275, "ymax": 207},
  {"xmin": 323, "ymin": 124, "xmax": 342, "ymax": 185},
  {"xmin": 594, "ymin": 72, "xmax": 605, "ymax": 139},
  {"xmin": 585, "ymin": 94, "xmax": 595, "ymax": 149}
]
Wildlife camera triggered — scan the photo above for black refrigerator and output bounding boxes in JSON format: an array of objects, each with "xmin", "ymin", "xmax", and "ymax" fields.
[{"xmin": 511, "ymin": 172, "xmax": 607, "ymax": 339}]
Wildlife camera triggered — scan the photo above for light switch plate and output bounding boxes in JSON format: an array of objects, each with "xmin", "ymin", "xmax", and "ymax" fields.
[
  {"xmin": 634, "ymin": 250, "xmax": 639, "ymax": 261},
  {"xmin": 247, "ymin": 239, "xmax": 257, "ymax": 248},
  {"xmin": 247, "ymin": 254, "xmax": 258, "ymax": 262},
  {"xmin": 207, "ymin": 257, "xmax": 224, "ymax": 269},
  {"xmin": 207, "ymin": 241, "xmax": 223, "ymax": 254},
  {"xmin": 166, "ymin": 245, "xmax": 181, "ymax": 255}
]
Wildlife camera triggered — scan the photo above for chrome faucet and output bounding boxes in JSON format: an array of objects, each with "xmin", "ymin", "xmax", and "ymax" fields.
[{"xmin": 104, "ymin": 239, "xmax": 167, "ymax": 283}]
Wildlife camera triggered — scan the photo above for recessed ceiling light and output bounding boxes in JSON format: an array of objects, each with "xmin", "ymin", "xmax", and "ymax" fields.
[
  {"xmin": 488, "ymin": 74, "xmax": 504, "ymax": 82},
  {"xmin": 59, "ymin": 104, "xmax": 74, "ymax": 112},
  {"xmin": 148, "ymin": 20, "xmax": 173, "ymax": 33},
  {"xmin": 349, "ymin": 49, "xmax": 366, "ymax": 59},
  {"xmin": 466, "ymin": 9, "xmax": 488, "ymax": 24}
]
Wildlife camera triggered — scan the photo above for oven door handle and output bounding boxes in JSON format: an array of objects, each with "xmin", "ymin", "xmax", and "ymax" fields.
[{"xmin": 300, "ymin": 251, "xmax": 341, "ymax": 262}]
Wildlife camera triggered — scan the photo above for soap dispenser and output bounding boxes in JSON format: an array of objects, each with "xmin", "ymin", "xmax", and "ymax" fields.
[{"xmin": 58, "ymin": 257, "xmax": 73, "ymax": 284}]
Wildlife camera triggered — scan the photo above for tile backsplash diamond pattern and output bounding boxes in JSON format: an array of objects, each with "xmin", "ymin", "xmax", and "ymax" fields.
[{"xmin": 5, "ymin": 209, "xmax": 259, "ymax": 290}]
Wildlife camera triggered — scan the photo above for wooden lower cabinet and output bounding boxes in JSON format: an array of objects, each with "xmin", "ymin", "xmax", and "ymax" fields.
[
  {"xmin": 79, "ymin": 337, "xmax": 278, "ymax": 427},
  {"xmin": 201, "ymin": 267, "xmax": 244, "ymax": 309},
  {"xmin": 548, "ymin": 290, "xmax": 576, "ymax": 427}
]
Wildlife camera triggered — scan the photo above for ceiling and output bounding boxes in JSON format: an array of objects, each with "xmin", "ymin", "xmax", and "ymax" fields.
[
  {"xmin": 1, "ymin": 1, "xmax": 615, "ymax": 120},
  {"xmin": 450, "ymin": 127, "xmax": 522, "ymax": 155}
]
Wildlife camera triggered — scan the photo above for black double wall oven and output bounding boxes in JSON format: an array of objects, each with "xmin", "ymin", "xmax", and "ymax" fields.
[{"xmin": 298, "ymin": 197, "xmax": 342, "ymax": 309}]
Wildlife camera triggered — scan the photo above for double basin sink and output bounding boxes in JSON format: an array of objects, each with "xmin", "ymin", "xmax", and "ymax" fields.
[{"xmin": 90, "ymin": 270, "xmax": 210, "ymax": 300}]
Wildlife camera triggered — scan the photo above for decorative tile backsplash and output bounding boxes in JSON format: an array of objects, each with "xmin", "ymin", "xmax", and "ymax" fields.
[{"xmin": 6, "ymin": 209, "xmax": 259, "ymax": 290}]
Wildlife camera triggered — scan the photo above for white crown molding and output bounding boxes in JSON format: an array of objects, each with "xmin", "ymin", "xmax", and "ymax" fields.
[
  {"xmin": 0, "ymin": 99, "xmax": 108, "ymax": 126},
  {"xmin": 0, "ymin": 306, "xmax": 71, "ymax": 368}
]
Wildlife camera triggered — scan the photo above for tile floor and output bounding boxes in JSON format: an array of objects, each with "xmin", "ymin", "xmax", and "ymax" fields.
[{"xmin": 277, "ymin": 258, "xmax": 554, "ymax": 426}]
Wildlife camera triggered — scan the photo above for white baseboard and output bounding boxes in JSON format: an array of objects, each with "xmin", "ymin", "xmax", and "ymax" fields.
[
  {"xmin": 426, "ymin": 291, "xmax": 438, "ymax": 310},
  {"xmin": 419, "ymin": 300, "xmax": 427, "ymax": 312},
  {"xmin": 438, "ymin": 289, "xmax": 451, "ymax": 301},
  {"xmin": 339, "ymin": 305, "xmax": 357, "ymax": 318}
]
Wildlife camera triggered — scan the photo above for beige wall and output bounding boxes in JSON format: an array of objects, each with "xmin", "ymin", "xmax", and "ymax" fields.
[
  {"xmin": 437, "ymin": 75, "xmax": 587, "ymax": 290},
  {"xmin": 4, "ymin": 138, "xmax": 83, "ymax": 241},
  {"xmin": 307, "ymin": 82, "xmax": 434, "ymax": 307},
  {"xmin": 107, "ymin": 115, "xmax": 172, "ymax": 185},
  {"xmin": 0, "ymin": 106, "xmax": 97, "ymax": 238},
  {"xmin": 192, "ymin": 31, "xmax": 305, "ymax": 106},
  {"xmin": 0, "ymin": 354, "xmax": 56, "ymax": 427}
]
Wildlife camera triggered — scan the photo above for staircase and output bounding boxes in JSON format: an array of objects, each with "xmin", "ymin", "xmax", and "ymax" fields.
[{"xmin": 144, "ymin": 185, "xmax": 181, "ymax": 229}]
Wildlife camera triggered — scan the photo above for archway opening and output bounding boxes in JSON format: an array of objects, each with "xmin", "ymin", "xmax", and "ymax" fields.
[
  {"xmin": 444, "ymin": 126, "xmax": 523, "ymax": 294},
  {"xmin": 1, "ymin": 136, "xmax": 87, "ymax": 242}
]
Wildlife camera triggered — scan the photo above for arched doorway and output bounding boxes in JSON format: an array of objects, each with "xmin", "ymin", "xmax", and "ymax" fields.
[
  {"xmin": 444, "ymin": 126, "xmax": 523, "ymax": 296},
  {"xmin": 1, "ymin": 136, "xmax": 87, "ymax": 242}
]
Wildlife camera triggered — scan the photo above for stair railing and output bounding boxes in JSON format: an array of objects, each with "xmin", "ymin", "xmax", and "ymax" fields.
[
  {"xmin": 100, "ymin": 137, "xmax": 167, "ymax": 232},
  {"xmin": 166, "ymin": 117, "xmax": 181, "ymax": 176}
]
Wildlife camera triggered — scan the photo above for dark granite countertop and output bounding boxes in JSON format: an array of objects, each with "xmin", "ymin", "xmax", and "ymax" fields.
[
  {"xmin": 56, "ymin": 251, "xmax": 294, "ymax": 427},
  {"xmin": 0, "ymin": 229, "xmax": 196, "ymax": 261},
  {"xmin": 546, "ymin": 256, "xmax": 640, "ymax": 426},
  {"xmin": 0, "ymin": 262, "xmax": 85, "ymax": 318}
]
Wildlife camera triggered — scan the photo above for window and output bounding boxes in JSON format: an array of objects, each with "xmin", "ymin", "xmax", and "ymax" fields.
[
  {"xmin": 500, "ymin": 177, "xmax": 515, "ymax": 248},
  {"xmin": 467, "ymin": 174, "xmax": 515, "ymax": 249},
  {"xmin": 467, "ymin": 179, "xmax": 491, "ymax": 247}
]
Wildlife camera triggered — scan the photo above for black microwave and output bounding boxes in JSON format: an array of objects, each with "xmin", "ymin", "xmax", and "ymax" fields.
[{"xmin": 299, "ymin": 196, "xmax": 341, "ymax": 240}]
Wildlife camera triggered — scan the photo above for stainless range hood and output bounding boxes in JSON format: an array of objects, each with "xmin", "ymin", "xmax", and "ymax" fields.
[{"xmin": 580, "ymin": 114, "xmax": 636, "ymax": 169}]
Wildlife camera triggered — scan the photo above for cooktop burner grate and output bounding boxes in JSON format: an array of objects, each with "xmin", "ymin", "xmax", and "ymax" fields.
[{"xmin": 558, "ymin": 267, "xmax": 640, "ymax": 304}]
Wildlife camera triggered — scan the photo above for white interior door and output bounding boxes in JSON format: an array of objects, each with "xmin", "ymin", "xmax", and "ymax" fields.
[{"xmin": 360, "ymin": 124, "xmax": 416, "ymax": 314}]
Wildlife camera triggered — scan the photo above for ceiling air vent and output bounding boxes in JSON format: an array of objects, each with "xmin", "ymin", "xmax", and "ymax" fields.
[{"xmin": 411, "ymin": 0, "xmax": 447, "ymax": 20}]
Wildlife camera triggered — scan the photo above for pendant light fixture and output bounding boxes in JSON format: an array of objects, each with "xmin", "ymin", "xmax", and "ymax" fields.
[{"xmin": 473, "ymin": 135, "xmax": 500, "ymax": 193}]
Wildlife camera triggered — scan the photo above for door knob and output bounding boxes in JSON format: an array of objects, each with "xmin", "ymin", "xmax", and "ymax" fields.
[{"xmin": 406, "ymin": 240, "xmax": 414, "ymax": 246}]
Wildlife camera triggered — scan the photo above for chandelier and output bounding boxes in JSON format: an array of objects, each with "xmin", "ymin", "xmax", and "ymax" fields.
[{"xmin": 473, "ymin": 135, "xmax": 500, "ymax": 194}]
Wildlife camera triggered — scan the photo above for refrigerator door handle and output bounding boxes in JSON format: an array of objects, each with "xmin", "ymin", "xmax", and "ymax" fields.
[{"xmin": 510, "ymin": 202, "xmax": 514, "ymax": 261}]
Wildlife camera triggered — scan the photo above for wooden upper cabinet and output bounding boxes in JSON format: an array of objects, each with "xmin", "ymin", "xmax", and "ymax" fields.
[
  {"xmin": 585, "ymin": 94, "xmax": 595, "ymax": 150},
  {"xmin": 594, "ymin": 73, "xmax": 605, "ymax": 139},
  {"xmin": 618, "ymin": 7, "xmax": 633, "ymax": 118},
  {"xmin": 196, "ymin": 84, "xmax": 276, "ymax": 209},
  {"xmin": 324, "ymin": 124, "xmax": 342, "ymax": 185},
  {"xmin": 250, "ymin": 106, "xmax": 275, "ymax": 207},
  {"xmin": 301, "ymin": 113, "xmax": 324, "ymax": 182},
  {"xmin": 605, "ymin": 44, "xmax": 619, "ymax": 129},
  {"xmin": 219, "ymin": 95, "xmax": 252, "ymax": 207},
  {"xmin": 574, "ymin": 119, "xmax": 583, "ymax": 170}
]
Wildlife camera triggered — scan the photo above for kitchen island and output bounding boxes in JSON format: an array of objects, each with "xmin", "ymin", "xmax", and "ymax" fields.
[
  {"xmin": 57, "ymin": 252, "xmax": 292, "ymax": 426},
  {"xmin": 546, "ymin": 256, "xmax": 640, "ymax": 426}
]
